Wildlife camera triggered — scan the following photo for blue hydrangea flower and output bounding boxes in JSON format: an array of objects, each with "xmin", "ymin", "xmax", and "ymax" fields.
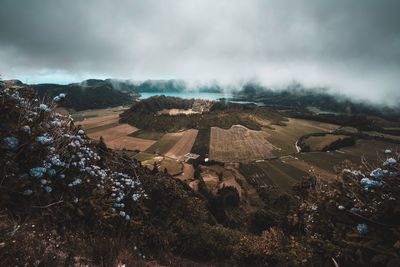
[
  {"xmin": 357, "ymin": 223, "xmax": 368, "ymax": 234},
  {"xmin": 383, "ymin": 158, "xmax": 397, "ymax": 166},
  {"xmin": 370, "ymin": 168, "xmax": 384, "ymax": 178},
  {"xmin": 350, "ymin": 207, "xmax": 360, "ymax": 214},
  {"xmin": 38, "ymin": 104, "xmax": 51, "ymax": 112},
  {"xmin": 47, "ymin": 169, "xmax": 56, "ymax": 176},
  {"xmin": 44, "ymin": 186, "xmax": 53, "ymax": 193},
  {"xmin": 30, "ymin": 167, "xmax": 47, "ymax": 178},
  {"xmin": 3, "ymin": 136, "xmax": 19, "ymax": 149},
  {"xmin": 71, "ymin": 178, "xmax": 82, "ymax": 186},
  {"xmin": 53, "ymin": 93, "xmax": 66, "ymax": 102},
  {"xmin": 36, "ymin": 134, "xmax": 53, "ymax": 145},
  {"xmin": 20, "ymin": 125, "xmax": 31, "ymax": 134},
  {"xmin": 22, "ymin": 189, "xmax": 33, "ymax": 195},
  {"xmin": 360, "ymin": 178, "xmax": 384, "ymax": 190},
  {"xmin": 49, "ymin": 155, "xmax": 63, "ymax": 166}
]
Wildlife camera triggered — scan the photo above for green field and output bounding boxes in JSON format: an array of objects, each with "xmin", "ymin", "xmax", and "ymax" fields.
[
  {"xmin": 129, "ymin": 129, "xmax": 165, "ymax": 140},
  {"xmin": 239, "ymin": 160, "xmax": 308, "ymax": 193},
  {"xmin": 263, "ymin": 118, "xmax": 339, "ymax": 156},
  {"xmin": 297, "ymin": 139, "xmax": 400, "ymax": 172},
  {"xmin": 191, "ymin": 129, "xmax": 210, "ymax": 156},
  {"xmin": 301, "ymin": 134, "xmax": 350, "ymax": 151}
]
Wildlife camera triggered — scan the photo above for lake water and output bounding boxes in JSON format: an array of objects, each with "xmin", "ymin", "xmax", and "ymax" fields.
[
  {"xmin": 139, "ymin": 91, "xmax": 233, "ymax": 100},
  {"xmin": 139, "ymin": 91, "xmax": 265, "ymax": 106}
]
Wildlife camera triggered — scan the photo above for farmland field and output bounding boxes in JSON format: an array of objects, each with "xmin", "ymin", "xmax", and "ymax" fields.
[
  {"xmin": 78, "ymin": 114, "xmax": 120, "ymax": 130},
  {"xmin": 239, "ymin": 160, "xmax": 309, "ymax": 193},
  {"xmin": 209, "ymin": 125, "xmax": 275, "ymax": 162},
  {"xmin": 263, "ymin": 118, "xmax": 340, "ymax": 156},
  {"xmin": 129, "ymin": 130, "xmax": 165, "ymax": 140},
  {"xmin": 297, "ymin": 139, "xmax": 400, "ymax": 172},
  {"xmin": 165, "ymin": 129, "xmax": 198, "ymax": 161},
  {"xmin": 145, "ymin": 132, "xmax": 184, "ymax": 154},
  {"xmin": 87, "ymin": 124, "xmax": 138, "ymax": 141},
  {"xmin": 191, "ymin": 128, "xmax": 210, "ymax": 158},
  {"xmin": 79, "ymin": 115, "xmax": 157, "ymax": 151},
  {"xmin": 301, "ymin": 134, "xmax": 350, "ymax": 151},
  {"xmin": 71, "ymin": 106, "xmax": 128, "ymax": 121},
  {"xmin": 106, "ymin": 136, "xmax": 156, "ymax": 151}
]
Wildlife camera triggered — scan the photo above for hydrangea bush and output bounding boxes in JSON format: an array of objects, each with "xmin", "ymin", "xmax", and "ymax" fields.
[
  {"xmin": 296, "ymin": 151, "xmax": 400, "ymax": 265},
  {"xmin": 0, "ymin": 86, "xmax": 146, "ymax": 222}
]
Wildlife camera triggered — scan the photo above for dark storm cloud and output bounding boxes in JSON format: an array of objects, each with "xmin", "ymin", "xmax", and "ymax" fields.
[{"xmin": 0, "ymin": 0, "xmax": 399, "ymax": 104}]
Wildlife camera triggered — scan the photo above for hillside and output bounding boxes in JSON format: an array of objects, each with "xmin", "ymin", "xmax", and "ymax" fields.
[
  {"xmin": 120, "ymin": 96, "xmax": 285, "ymax": 132},
  {"xmin": 32, "ymin": 82, "xmax": 135, "ymax": 111},
  {"xmin": 2, "ymin": 84, "xmax": 400, "ymax": 266},
  {"xmin": 232, "ymin": 82, "xmax": 400, "ymax": 122}
]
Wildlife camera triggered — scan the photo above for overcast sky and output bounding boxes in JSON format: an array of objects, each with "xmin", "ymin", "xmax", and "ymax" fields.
[{"xmin": 0, "ymin": 0, "xmax": 399, "ymax": 104}]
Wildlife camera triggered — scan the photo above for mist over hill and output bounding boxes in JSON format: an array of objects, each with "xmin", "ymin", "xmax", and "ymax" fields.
[{"xmin": 9, "ymin": 78, "xmax": 398, "ymax": 119}]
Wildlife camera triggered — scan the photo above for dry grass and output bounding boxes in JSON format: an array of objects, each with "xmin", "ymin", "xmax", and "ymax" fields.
[
  {"xmin": 134, "ymin": 153, "xmax": 184, "ymax": 176},
  {"xmin": 165, "ymin": 129, "xmax": 198, "ymax": 161},
  {"xmin": 209, "ymin": 125, "xmax": 274, "ymax": 162},
  {"xmin": 175, "ymin": 163, "xmax": 195, "ymax": 181}
]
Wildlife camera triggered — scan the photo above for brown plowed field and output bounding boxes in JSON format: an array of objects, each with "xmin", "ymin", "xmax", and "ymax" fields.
[{"xmin": 88, "ymin": 124, "xmax": 138, "ymax": 141}]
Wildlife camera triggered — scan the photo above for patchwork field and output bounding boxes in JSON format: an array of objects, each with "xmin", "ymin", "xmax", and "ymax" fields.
[
  {"xmin": 71, "ymin": 106, "xmax": 129, "ymax": 122},
  {"xmin": 301, "ymin": 134, "xmax": 350, "ymax": 151},
  {"xmin": 165, "ymin": 129, "xmax": 198, "ymax": 161},
  {"xmin": 106, "ymin": 136, "xmax": 156, "ymax": 151},
  {"xmin": 77, "ymin": 114, "xmax": 120, "ymax": 130},
  {"xmin": 209, "ymin": 125, "xmax": 274, "ymax": 162},
  {"xmin": 191, "ymin": 128, "xmax": 211, "ymax": 158},
  {"xmin": 86, "ymin": 124, "xmax": 138, "ymax": 141},
  {"xmin": 129, "ymin": 130, "xmax": 165, "ymax": 140},
  {"xmin": 263, "ymin": 118, "xmax": 340, "ymax": 156},
  {"xmin": 239, "ymin": 160, "xmax": 309, "ymax": 193},
  {"xmin": 297, "ymin": 139, "xmax": 400, "ymax": 172},
  {"xmin": 79, "ymin": 116, "xmax": 157, "ymax": 152},
  {"xmin": 145, "ymin": 132, "xmax": 185, "ymax": 154}
]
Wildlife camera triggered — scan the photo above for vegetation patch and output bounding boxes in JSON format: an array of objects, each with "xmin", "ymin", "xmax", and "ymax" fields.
[
  {"xmin": 298, "ymin": 133, "xmax": 355, "ymax": 152},
  {"xmin": 263, "ymin": 118, "xmax": 340, "ymax": 156},
  {"xmin": 120, "ymin": 96, "xmax": 287, "ymax": 132}
]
